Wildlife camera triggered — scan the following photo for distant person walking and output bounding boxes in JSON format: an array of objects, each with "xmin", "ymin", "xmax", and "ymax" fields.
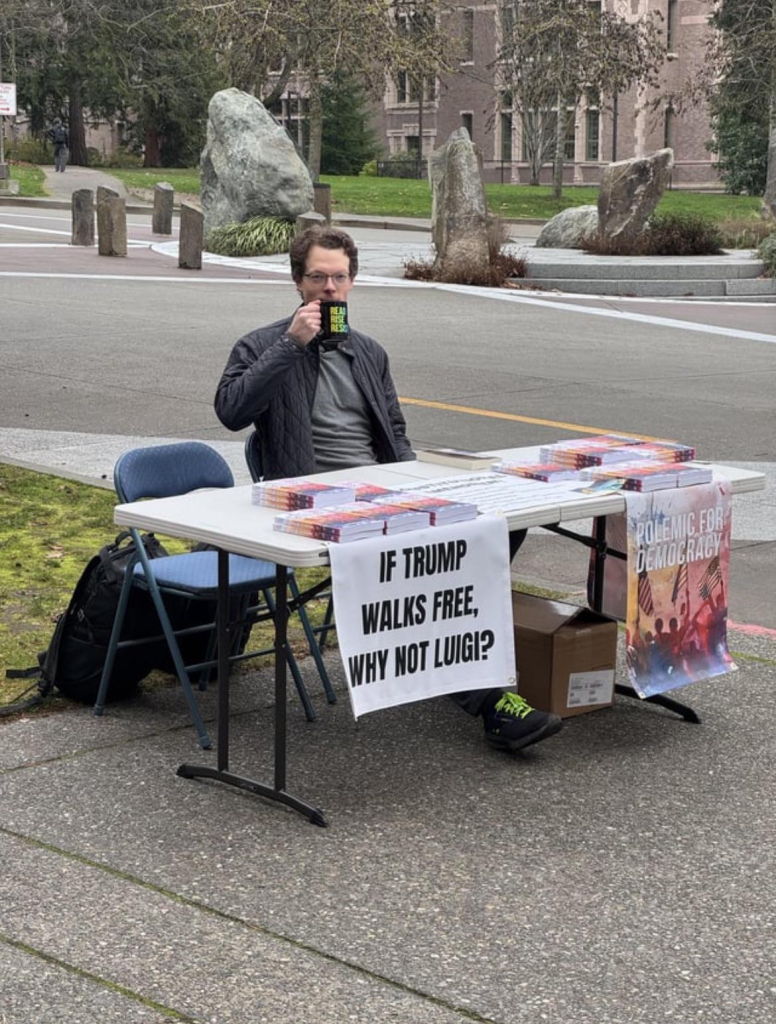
[{"xmin": 46, "ymin": 118, "xmax": 69, "ymax": 173}]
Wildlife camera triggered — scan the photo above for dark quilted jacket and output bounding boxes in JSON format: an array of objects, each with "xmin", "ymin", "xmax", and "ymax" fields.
[{"xmin": 214, "ymin": 315, "xmax": 415, "ymax": 480}]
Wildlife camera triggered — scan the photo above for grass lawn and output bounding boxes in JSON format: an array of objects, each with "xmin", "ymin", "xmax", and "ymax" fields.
[
  {"xmin": 0, "ymin": 464, "xmax": 332, "ymax": 714},
  {"xmin": 106, "ymin": 167, "xmax": 761, "ymax": 222},
  {"xmin": 109, "ymin": 166, "xmax": 201, "ymax": 195},
  {"xmin": 9, "ymin": 162, "xmax": 47, "ymax": 197}
]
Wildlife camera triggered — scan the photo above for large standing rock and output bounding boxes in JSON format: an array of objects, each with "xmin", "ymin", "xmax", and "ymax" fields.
[
  {"xmin": 535, "ymin": 205, "xmax": 599, "ymax": 249},
  {"xmin": 201, "ymin": 87, "xmax": 314, "ymax": 233},
  {"xmin": 429, "ymin": 128, "xmax": 490, "ymax": 278},
  {"xmin": 598, "ymin": 149, "xmax": 674, "ymax": 243}
]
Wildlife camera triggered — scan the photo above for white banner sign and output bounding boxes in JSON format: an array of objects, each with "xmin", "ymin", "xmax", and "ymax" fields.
[
  {"xmin": 0, "ymin": 84, "xmax": 17, "ymax": 117},
  {"xmin": 329, "ymin": 516, "xmax": 516, "ymax": 718}
]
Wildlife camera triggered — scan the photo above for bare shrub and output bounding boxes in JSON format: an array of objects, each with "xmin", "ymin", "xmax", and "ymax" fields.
[
  {"xmin": 718, "ymin": 217, "xmax": 773, "ymax": 250},
  {"xmin": 403, "ymin": 218, "xmax": 528, "ymax": 286},
  {"xmin": 580, "ymin": 213, "xmax": 723, "ymax": 257}
]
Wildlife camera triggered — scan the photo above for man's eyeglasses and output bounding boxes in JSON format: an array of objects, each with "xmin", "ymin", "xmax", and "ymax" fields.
[{"xmin": 303, "ymin": 272, "xmax": 350, "ymax": 286}]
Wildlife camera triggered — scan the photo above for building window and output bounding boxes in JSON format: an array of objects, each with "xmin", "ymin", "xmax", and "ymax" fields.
[
  {"xmin": 667, "ymin": 0, "xmax": 678, "ymax": 52},
  {"xmin": 406, "ymin": 135, "xmax": 420, "ymax": 154},
  {"xmin": 664, "ymin": 105, "xmax": 675, "ymax": 150},
  {"xmin": 461, "ymin": 9, "xmax": 474, "ymax": 62},
  {"xmin": 461, "ymin": 112, "xmax": 473, "ymax": 139},
  {"xmin": 501, "ymin": 112, "xmax": 513, "ymax": 162},
  {"xmin": 586, "ymin": 109, "xmax": 599, "ymax": 161},
  {"xmin": 564, "ymin": 116, "xmax": 576, "ymax": 161},
  {"xmin": 396, "ymin": 72, "xmax": 408, "ymax": 104},
  {"xmin": 501, "ymin": 2, "xmax": 515, "ymax": 40}
]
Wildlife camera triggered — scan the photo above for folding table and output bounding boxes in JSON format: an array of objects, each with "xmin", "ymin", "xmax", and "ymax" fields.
[{"xmin": 114, "ymin": 449, "xmax": 765, "ymax": 826}]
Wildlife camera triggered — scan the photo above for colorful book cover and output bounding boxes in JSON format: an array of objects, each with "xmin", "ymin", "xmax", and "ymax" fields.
[
  {"xmin": 367, "ymin": 491, "xmax": 478, "ymax": 524},
  {"xmin": 253, "ymin": 479, "xmax": 356, "ymax": 508},
  {"xmin": 495, "ymin": 461, "xmax": 581, "ymax": 482}
]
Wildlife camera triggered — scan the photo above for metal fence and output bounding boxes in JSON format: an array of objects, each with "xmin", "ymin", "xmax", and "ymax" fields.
[{"xmin": 377, "ymin": 159, "xmax": 428, "ymax": 180}]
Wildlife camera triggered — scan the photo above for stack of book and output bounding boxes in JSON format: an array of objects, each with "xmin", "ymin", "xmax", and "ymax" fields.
[
  {"xmin": 363, "ymin": 491, "xmax": 478, "ymax": 525},
  {"xmin": 273, "ymin": 502, "xmax": 431, "ymax": 543},
  {"xmin": 626, "ymin": 441, "xmax": 696, "ymax": 462},
  {"xmin": 494, "ymin": 461, "xmax": 582, "ymax": 483},
  {"xmin": 539, "ymin": 434, "xmax": 647, "ymax": 468},
  {"xmin": 582, "ymin": 460, "xmax": 712, "ymax": 492},
  {"xmin": 251, "ymin": 479, "xmax": 356, "ymax": 509}
]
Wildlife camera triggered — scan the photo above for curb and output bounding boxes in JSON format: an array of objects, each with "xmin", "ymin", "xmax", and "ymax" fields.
[
  {"xmin": 0, "ymin": 195, "xmax": 152, "ymax": 214},
  {"xmin": 1, "ymin": 196, "xmax": 547, "ymax": 230}
]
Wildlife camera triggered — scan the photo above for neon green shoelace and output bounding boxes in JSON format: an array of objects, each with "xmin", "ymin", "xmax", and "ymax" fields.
[{"xmin": 494, "ymin": 692, "xmax": 534, "ymax": 719}]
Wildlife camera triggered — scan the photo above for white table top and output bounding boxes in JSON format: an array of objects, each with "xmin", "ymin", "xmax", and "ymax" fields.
[{"xmin": 114, "ymin": 447, "xmax": 766, "ymax": 568}]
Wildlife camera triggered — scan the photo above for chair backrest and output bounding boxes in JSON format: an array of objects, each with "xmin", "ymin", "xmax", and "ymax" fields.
[
  {"xmin": 244, "ymin": 430, "xmax": 264, "ymax": 483},
  {"xmin": 114, "ymin": 442, "xmax": 235, "ymax": 503}
]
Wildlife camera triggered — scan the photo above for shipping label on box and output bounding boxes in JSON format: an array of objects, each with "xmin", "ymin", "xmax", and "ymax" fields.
[{"xmin": 567, "ymin": 669, "xmax": 615, "ymax": 709}]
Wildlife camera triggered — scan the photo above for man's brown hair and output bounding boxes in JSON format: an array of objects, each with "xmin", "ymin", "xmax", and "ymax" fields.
[{"xmin": 289, "ymin": 226, "xmax": 359, "ymax": 282}]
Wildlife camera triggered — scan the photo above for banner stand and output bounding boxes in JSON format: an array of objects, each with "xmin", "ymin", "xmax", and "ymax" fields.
[{"xmin": 541, "ymin": 517, "xmax": 701, "ymax": 723}]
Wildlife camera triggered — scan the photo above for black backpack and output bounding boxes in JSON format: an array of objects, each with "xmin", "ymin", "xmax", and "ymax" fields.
[
  {"xmin": 3, "ymin": 532, "xmax": 225, "ymax": 714},
  {"xmin": 51, "ymin": 124, "xmax": 67, "ymax": 145}
]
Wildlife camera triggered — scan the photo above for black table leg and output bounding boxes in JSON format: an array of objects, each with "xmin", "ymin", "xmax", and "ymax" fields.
[
  {"xmin": 614, "ymin": 684, "xmax": 701, "ymax": 723},
  {"xmin": 177, "ymin": 551, "xmax": 328, "ymax": 826}
]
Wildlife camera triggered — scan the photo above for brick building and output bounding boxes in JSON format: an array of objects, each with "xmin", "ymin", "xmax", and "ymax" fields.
[{"xmin": 376, "ymin": 0, "xmax": 718, "ymax": 187}]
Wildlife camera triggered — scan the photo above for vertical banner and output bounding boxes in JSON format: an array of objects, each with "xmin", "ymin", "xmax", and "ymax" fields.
[
  {"xmin": 329, "ymin": 517, "xmax": 516, "ymax": 718},
  {"xmin": 623, "ymin": 481, "xmax": 736, "ymax": 697}
]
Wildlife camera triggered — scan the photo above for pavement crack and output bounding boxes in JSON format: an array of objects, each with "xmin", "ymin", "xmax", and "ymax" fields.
[
  {"xmin": 0, "ymin": 931, "xmax": 199, "ymax": 1022},
  {"xmin": 0, "ymin": 827, "xmax": 502, "ymax": 1024}
]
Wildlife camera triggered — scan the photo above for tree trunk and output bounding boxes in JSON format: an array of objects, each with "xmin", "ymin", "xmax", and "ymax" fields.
[
  {"xmin": 417, "ymin": 76, "xmax": 424, "ymax": 177},
  {"xmin": 307, "ymin": 76, "xmax": 323, "ymax": 180},
  {"xmin": 144, "ymin": 123, "xmax": 162, "ymax": 167},
  {"xmin": 68, "ymin": 83, "xmax": 88, "ymax": 166},
  {"xmin": 552, "ymin": 93, "xmax": 565, "ymax": 200}
]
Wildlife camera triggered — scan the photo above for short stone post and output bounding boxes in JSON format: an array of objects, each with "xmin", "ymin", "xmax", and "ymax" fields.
[
  {"xmin": 153, "ymin": 182, "xmax": 174, "ymax": 234},
  {"xmin": 71, "ymin": 189, "xmax": 95, "ymax": 246},
  {"xmin": 313, "ymin": 182, "xmax": 332, "ymax": 224},
  {"xmin": 295, "ymin": 210, "xmax": 327, "ymax": 236},
  {"xmin": 179, "ymin": 203, "xmax": 203, "ymax": 270},
  {"xmin": 96, "ymin": 186, "xmax": 127, "ymax": 257}
]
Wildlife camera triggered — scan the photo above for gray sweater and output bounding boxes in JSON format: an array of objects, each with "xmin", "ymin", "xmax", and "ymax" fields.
[{"xmin": 214, "ymin": 315, "xmax": 415, "ymax": 480}]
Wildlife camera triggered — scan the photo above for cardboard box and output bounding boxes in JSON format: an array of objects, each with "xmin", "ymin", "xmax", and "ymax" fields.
[{"xmin": 511, "ymin": 592, "xmax": 618, "ymax": 718}]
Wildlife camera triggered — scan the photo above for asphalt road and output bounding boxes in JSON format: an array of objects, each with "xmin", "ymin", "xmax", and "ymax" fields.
[
  {"xmin": 2, "ymin": 200, "xmax": 776, "ymax": 1024},
  {"xmin": 1, "ymin": 204, "xmax": 774, "ymax": 629}
]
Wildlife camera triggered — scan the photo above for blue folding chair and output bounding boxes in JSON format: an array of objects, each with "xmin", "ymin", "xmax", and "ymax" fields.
[
  {"xmin": 93, "ymin": 442, "xmax": 333, "ymax": 748},
  {"xmin": 244, "ymin": 431, "xmax": 337, "ymax": 652}
]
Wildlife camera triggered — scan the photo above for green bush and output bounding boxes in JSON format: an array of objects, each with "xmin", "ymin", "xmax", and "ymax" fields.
[
  {"xmin": 7, "ymin": 137, "xmax": 53, "ymax": 164},
  {"xmin": 647, "ymin": 213, "xmax": 724, "ymax": 256},
  {"xmin": 86, "ymin": 147, "xmax": 106, "ymax": 167},
  {"xmin": 359, "ymin": 159, "xmax": 378, "ymax": 177},
  {"xmin": 758, "ymin": 234, "xmax": 776, "ymax": 277},
  {"xmin": 205, "ymin": 217, "xmax": 296, "ymax": 258},
  {"xmin": 105, "ymin": 148, "xmax": 144, "ymax": 168},
  {"xmin": 582, "ymin": 213, "xmax": 723, "ymax": 256}
]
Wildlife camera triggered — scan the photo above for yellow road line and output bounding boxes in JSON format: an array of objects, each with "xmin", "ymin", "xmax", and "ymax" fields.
[{"xmin": 398, "ymin": 396, "xmax": 662, "ymax": 441}]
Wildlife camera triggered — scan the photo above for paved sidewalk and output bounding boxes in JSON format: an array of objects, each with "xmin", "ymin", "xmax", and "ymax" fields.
[{"xmin": 40, "ymin": 164, "xmax": 139, "ymax": 203}]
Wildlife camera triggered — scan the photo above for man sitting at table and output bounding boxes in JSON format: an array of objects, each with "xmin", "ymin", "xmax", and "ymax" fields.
[{"xmin": 214, "ymin": 225, "xmax": 562, "ymax": 753}]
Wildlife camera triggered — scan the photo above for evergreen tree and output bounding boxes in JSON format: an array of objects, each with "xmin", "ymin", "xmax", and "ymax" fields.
[{"xmin": 320, "ymin": 73, "xmax": 382, "ymax": 176}]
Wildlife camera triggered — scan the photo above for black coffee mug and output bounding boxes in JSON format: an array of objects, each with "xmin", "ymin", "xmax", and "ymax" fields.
[{"xmin": 319, "ymin": 300, "xmax": 349, "ymax": 344}]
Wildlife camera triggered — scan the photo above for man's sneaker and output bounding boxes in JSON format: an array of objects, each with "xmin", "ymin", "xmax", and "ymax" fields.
[{"xmin": 482, "ymin": 692, "xmax": 562, "ymax": 752}]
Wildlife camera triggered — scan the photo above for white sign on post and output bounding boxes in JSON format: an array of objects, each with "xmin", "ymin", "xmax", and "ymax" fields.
[
  {"xmin": 0, "ymin": 84, "xmax": 17, "ymax": 117},
  {"xmin": 329, "ymin": 516, "xmax": 517, "ymax": 718}
]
